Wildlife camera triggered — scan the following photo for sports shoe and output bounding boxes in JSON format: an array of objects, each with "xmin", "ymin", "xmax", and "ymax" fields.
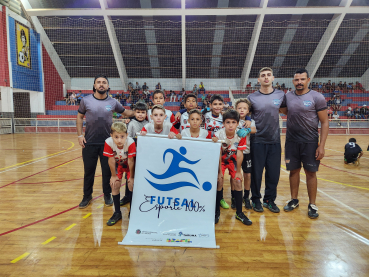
[
  {"xmin": 284, "ymin": 199, "xmax": 299, "ymax": 212},
  {"xmin": 120, "ymin": 195, "xmax": 131, "ymax": 206},
  {"xmin": 107, "ymin": 212, "xmax": 122, "ymax": 226},
  {"xmin": 263, "ymin": 200, "xmax": 280, "ymax": 213},
  {"xmin": 236, "ymin": 212, "xmax": 252, "ymax": 225},
  {"xmin": 308, "ymin": 204, "xmax": 319, "ymax": 219},
  {"xmin": 79, "ymin": 195, "xmax": 92, "ymax": 209},
  {"xmin": 104, "ymin": 194, "xmax": 113, "ymax": 206},
  {"xmin": 243, "ymin": 198, "xmax": 252, "ymax": 210},
  {"xmin": 215, "ymin": 210, "xmax": 220, "ymax": 224},
  {"xmin": 220, "ymin": 199, "xmax": 229, "ymax": 209},
  {"xmin": 231, "ymin": 198, "xmax": 236, "ymax": 209},
  {"xmin": 252, "ymin": 201, "xmax": 264, "ymax": 212},
  {"xmin": 354, "ymin": 159, "xmax": 360, "ymax": 166}
]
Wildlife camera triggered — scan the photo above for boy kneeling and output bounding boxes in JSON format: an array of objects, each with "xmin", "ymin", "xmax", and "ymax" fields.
[
  {"xmin": 103, "ymin": 122, "xmax": 136, "ymax": 226},
  {"xmin": 212, "ymin": 110, "xmax": 252, "ymax": 225}
]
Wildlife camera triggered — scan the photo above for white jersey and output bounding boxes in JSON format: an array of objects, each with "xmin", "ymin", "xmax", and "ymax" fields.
[
  {"xmin": 180, "ymin": 111, "xmax": 190, "ymax": 131},
  {"xmin": 237, "ymin": 119, "xmax": 255, "ymax": 154},
  {"xmin": 103, "ymin": 136, "xmax": 136, "ymax": 166},
  {"xmin": 181, "ymin": 128, "xmax": 210, "ymax": 139},
  {"xmin": 214, "ymin": 128, "xmax": 246, "ymax": 162},
  {"xmin": 204, "ymin": 112, "xmax": 223, "ymax": 137},
  {"xmin": 147, "ymin": 109, "xmax": 174, "ymax": 123},
  {"xmin": 142, "ymin": 121, "xmax": 177, "ymax": 135}
]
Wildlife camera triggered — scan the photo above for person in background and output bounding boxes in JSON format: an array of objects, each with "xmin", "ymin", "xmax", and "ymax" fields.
[{"xmin": 156, "ymin": 82, "xmax": 161, "ymax": 90}]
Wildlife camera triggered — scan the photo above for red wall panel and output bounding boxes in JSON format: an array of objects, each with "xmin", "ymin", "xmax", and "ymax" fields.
[{"xmin": 0, "ymin": 6, "xmax": 9, "ymax": 87}]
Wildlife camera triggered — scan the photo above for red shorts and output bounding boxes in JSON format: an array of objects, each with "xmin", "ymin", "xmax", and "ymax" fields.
[
  {"xmin": 221, "ymin": 162, "xmax": 237, "ymax": 179},
  {"xmin": 117, "ymin": 165, "xmax": 130, "ymax": 180}
]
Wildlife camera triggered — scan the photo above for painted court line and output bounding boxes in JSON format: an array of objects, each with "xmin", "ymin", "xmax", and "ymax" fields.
[
  {"xmin": 55, "ymin": 159, "xmax": 76, "ymax": 169},
  {"xmin": 0, "ymin": 148, "xmax": 80, "ymax": 174},
  {"xmin": 83, "ymin": 213, "xmax": 92, "ymax": 219},
  {"xmin": 0, "ymin": 156, "xmax": 82, "ymax": 189},
  {"xmin": 11, "ymin": 252, "xmax": 30, "ymax": 263},
  {"xmin": 42, "ymin": 236, "xmax": 57, "ymax": 245},
  {"xmin": 97, "ymin": 204, "xmax": 104, "ymax": 209},
  {"xmin": 0, "ymin": 140, "xmax": 75, "ymax": 171},
  {"xmin": 280, "ymin": 168, "xmax": 369, "ymax": 222},
  {"xmin": 16, "ymin": 175, "xmax": 101, "ymax": 185},
  {"xmin": 320, "ymin": 163, "xmax": 369, "ymax": 178},
  {"xmin": 65, "ymin": 224, "xmax": 76, "ymax": 231},
  {"xmin": 326, "ymin": 148, "xmax": 369, "ymax": 160}
]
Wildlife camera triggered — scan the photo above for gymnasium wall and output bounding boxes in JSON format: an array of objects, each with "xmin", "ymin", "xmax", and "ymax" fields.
[
  {"xmin": 8, "ymin": 15, "xmax": 43, "ymax": 92},
  {"xmin": 0, "ymin": 5, "xmax": 9, "ymax": 87},
  {"xmin": 42, "ymin": 44, "xmax": 63, "ymax": 111}
]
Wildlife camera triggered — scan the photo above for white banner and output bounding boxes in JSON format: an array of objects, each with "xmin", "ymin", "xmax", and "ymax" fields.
[{"xmin": 119, "ymin": 135, "xmax": 220, "ymax": 248}]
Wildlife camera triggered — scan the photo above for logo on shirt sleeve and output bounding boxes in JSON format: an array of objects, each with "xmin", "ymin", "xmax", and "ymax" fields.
[
  {"xmin": 303, "ymin": 100, "xmax": 312, "ymax": 107},
  {"xmin": 273, "ymin": 99, "xmax": 281, "ymax": 106}
]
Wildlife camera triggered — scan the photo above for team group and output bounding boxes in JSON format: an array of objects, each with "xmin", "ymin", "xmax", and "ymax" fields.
[{"xmin": 76, "ymin": 67, "xmax": 330, "ymax": 227}]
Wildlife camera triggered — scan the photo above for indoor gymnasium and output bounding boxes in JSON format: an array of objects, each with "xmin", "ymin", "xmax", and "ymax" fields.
[{"xmin": 0, "ymin": 0, "xmax": 368, "ymax": 276}]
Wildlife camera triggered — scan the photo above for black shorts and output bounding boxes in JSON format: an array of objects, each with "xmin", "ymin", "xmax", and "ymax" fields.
[
  {"xmin": 241, "ymin": 153, "xmax": 252, "ymax": 173},
  {"xmin": 344, "ymin": 153, "xmax": 358, "ymax": 164},
  {"xmin": 285, "ymin": 141, "xmax": 320, "ymax": 172}
]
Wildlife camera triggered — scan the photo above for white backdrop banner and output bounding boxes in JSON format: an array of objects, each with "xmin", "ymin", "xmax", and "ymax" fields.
[{"xmin": 119, "ymin": 135, "xmax": 220, "ymax": 248}]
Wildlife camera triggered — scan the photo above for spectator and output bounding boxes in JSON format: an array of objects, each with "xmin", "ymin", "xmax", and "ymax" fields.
[
  {"xmin": 354, "ymin": 107, "xmax": 362, "ymax": 119},
  {"xmin": 274, "ymin": 82, "xmax": 280, "ymax": 89},
  {"xmin": 334, "ymin": 95, "xmax": 342, "ymax": 111},
  {"xmin": 342, "ymin": 82, "xmax": 347, "ymax": 93},
  {"xmin": 327, "ymin": 106, "xmax": 333, "ymax": 119},
  {"xmin": 70, "ymin": 91, "xmax": 77, "ymax": 106},
  {"xmin": 142, "ymin": 82, "xmax": 148, "ymax": 91},
  {"xmin": 360, "ymin": 105, "xmax": 368, "ymax": 119},
  {"xmin": 286, "ymin": 88, "xmax": 292, "ymax": 94},
  {"xmin": 143, "ymin": 87, "xmax": 150, "ymax": 97},
  {"xmin": 338, "ymin": 81, "xmax": 344, "ymax": 91},
  {"xmin": 120, "ymin": 94, "xmax": 127, "ymax": 106},
  {"xmin": 193, "ymin": 84, "xmax": 198, "ymax": 94},
  {"xmin": 178, "ymin": 88, "xmax": 185, "ymax": 102},
  {"xmin": 246, "ymin": 82, "xmax": 252, "ymax": 91},
  {"xmin": 202, "ymin": 98, "xmax": 209, "ymax": 109},
  {"xmin": 346, "ymin": 106, "xmax": 353, "ymax": 118},
  {"xmin": 148, "ymin": 101, "xmax": 153, "ymax": 110},
  {"xmin": 318, "ymin": 82, "xmax": 323, "ymax": 92},
  {"xmin": 355, "ymin": 81, "xmax": 364, "ymax": 92},
  {"xmin": 255, "ymin": 81, "xmax": 261, "ymax": 90},
  {"xmin": 156, "ymin": 82, "xmax": 161, "ymax": 90},
  {"xmin": 326, "ymin": 80, "xmax": 332, "ymax": 93},
  {"xmin": 347, "ymin": 82, "xmax": 353, "ymax": 93},
  {"xmin": 76, "ymin": 91, "xmax": 83, "ymax": 105},
  {"xmin": 281, "ymin": 83, "xmax": 286, "ymax": 90},
  {"xmin": 169, "ymin": 90, "xmax": 177, "ymax": 102},
  {"xmin": 179, "ymin": 100, "xmax": 185, "ymax": 110},
  {"xmin": 332, "ymin": 111, "xmax": 341, "ymax": 126},
  {"xmin": 64, "ymin": 92, "xmax": 71, "ymax": 105},
  {"xmin": 135, "ymin": 82, "xmax": 141, "ymax": 91}
]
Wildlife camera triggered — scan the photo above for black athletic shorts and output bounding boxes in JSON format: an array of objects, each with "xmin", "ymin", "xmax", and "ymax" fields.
[
  {"xmin": 344, "ymin": 154, "xmax": 358, "ymax": 164},
  {"xmin": 285, "ymin": 141, "xmax": 320, "ymax": 172},
  {"xmin": 241, "ymin": 153, "xmax": 252, "ymax": 173}
]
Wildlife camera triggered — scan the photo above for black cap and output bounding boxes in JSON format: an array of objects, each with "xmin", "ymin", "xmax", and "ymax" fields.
[{"xmin": 93, "ymin": 74, "xmax": 109, "ymax": 92}]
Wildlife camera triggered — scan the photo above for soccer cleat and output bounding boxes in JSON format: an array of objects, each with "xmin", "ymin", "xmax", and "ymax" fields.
[
  {"xmin": 104, "ymin": 194, "xmax": 113, "ymax": 206},
  {"xmin": 120, "ymin": 195, "xmax": 131, "ymax": 206},
  {"xmin": 231, "ymin": 198, "xmax": 236, "ymax": 209},
  {"xmin": 79, "ymin": 195, "xmax": 92, "ymax": 209},
  {"xmin": 236, "ymin": 212, "xmax": 252, "ymax": 225},
  {"xmin": 107, "ymin": 212, "xmax": 122, "ymax": 226},
  {"xmin": 263, "ymin": 200, "xmax": 280, "ymax": 213},
  {"xmin": 215, "ymin": 210, "xmax": 220, "ymax": 224},
  {"xmin": 252, "ymin": 201, "xmax": 264, "ymax": 212},
  {"xmin": 284, "ymin": 199, "xmax": 299, "ymax": 212},
  {"xmin": 220, "ymin": 199, "xmax": 229, "ymax": 209},
  {"xmin": 243, "ymin": 198, "xmax": 252, "ymax": 210},
  {"xmin": 308, "ymin": 204, "xmax": 319, "ymax": 219}
]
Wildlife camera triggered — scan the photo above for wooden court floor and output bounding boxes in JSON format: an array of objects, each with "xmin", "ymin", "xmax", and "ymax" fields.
[{"xmin": 0, "ymin": 134, "xmax": 368, "ymax": 277}]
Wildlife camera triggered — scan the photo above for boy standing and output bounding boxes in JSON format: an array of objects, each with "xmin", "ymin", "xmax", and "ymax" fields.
[
  {"xmin": 181, "ymin": 109, "xmax": 211, "ymax": 139},
  {"xmin": 344, "ymin": 138, "xmax": 363, "ymax": 166},
  {"xmin": 212, "ymin": 110, "xmax": 252, "ymax": 226},
  {"xmin": 103, "ymin": 122, "xmax": 136, "ymax": 226},
  {"xmin": 179, "ymin": 93, "xmax": 198, "ymax": 131},
  {"xmin": 204, "ymin": 94, "xmax": 224, "ymax": 137},
  {"xmin": 141, "ymin": 105, "xmax": 182, "ymax": 139},
  {"xmin": 147, "ymin": 90, "xmax": 177, "ymax": 124}
]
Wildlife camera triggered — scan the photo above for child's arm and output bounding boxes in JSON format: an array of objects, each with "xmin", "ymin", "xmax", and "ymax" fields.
[
  {"xmin": 168, "ymin": 125, "xmax": 180, "ymax": 139},
  {"xmin": 217, "ymin": 148, "xmax": 223, "ymax": 183},
  {"xmin": 127, "ymin": 157, "xmax": 135, "ymax": 191},
  {"xmin": 235, "ymin": 150, "xmax": 244, "ymax": 180},
  {"xmin": 140, "ymin": 126, "xmax": 147, "ymax": 136},
  {"xmin": 108, "ymin": 157, "xmax": 120, "ymax": 186}
]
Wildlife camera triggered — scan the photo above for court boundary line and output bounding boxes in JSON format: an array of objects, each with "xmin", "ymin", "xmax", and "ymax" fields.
[
  {"xmin": 0, "ymin": 156, "xmax": 82, "ymax": 189},
  {"xmin": 320, "ymin": 163, "xmax": 369, "ymax": 178},
  {"xmin": 14, "ymin": 175, "xmax": 102, "ymax": 185},
  {"xmin": 326, "ymin": 148, "xmax": 369, "ymax": 160},
  {"xmin": 280, "ymin": 168, "xmax": 369, "ymax": 221}
]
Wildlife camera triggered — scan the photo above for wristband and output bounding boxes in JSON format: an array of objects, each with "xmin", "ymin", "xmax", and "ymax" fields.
[{"xmin": 78, "ymin": 135, "xmax": 83, "ymax": 138}]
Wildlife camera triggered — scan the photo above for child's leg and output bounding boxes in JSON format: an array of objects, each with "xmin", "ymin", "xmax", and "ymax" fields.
[
  {"xmin": 111, "ymin": 178, "xmax": 121, "ymax": 214},
  {"xmin": 244, "ymin": 173, "xmax": 251, "ymax": 197},
  {"xmin": 233, "ymin": 177, "xmax": 243, "ymax": 215},
  {"xmin": 216, "ymin": 170, "xmax": 224, "ymax": 214}
]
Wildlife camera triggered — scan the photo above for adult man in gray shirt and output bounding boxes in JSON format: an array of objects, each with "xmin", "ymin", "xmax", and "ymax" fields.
[
  {"xmin": 283, "ymin": 68, "xmax": 328, "ymax": 219},
  {"xmin": 77, "ymin": 75, "xmax": 134, "ymax": 208},
  {"xmin": 248, "ymin": 67, "xmax": 286, "ymax": 213}
]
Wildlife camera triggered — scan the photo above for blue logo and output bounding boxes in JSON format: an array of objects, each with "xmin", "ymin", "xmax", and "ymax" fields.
[
  {"xmin": 105, "ymin": 105, "xmax": 112, "ymax": 111},
  {"xmin": 303, "ymin": 100, "xmax": 312, "ymax": 107},
  {"xmin": 273, "ymin": 99, "xmax": 281, "ymax": 106},
  {"xmin": 145, "ymin": 146, "xmax": 212, "ymax": 192}
]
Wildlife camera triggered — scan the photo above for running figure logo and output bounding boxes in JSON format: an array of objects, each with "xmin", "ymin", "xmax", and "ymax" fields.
[{"xmin": 145, "ymin": 147, "xmax": 212, "ymax": 192}]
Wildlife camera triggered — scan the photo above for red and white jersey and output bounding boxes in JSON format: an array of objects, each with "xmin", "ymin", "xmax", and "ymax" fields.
[
  {"xmin": 103, "ymin": 136, "xmax": 136, "ymax": 167},
  {"xmin": 142, "ymin": 122, "xmax": 179, "ymax": 135},
  {"xmin": 180, "ymin": 111, "xmax": 190, "ymax": 131},
  {"xmin": 181, "ymin": 128, "xmax": 211, "ymax": 139},
  {"xmin": 147, "ymin": 108, "xmax": 176, "ymax": 124},
  {"xmin": 237, "ymin": 119, "xmax": 255, "ymax": 154},
  {"xmin": 214, "ymin": 128, "xmax": 246, "ymax": 163},
  {"xmin": 204, "ymin": 111, "xmax": 223, "ymax": 137}
]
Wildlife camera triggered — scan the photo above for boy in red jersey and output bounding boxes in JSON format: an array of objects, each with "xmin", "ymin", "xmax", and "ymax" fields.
[
  {"xmin": 212, "ymin": 110, "xmax": 252, "ymax": 226},
  {"xmin": 103, "ymin": 122, "xmax": 136, "ymax": 226}
]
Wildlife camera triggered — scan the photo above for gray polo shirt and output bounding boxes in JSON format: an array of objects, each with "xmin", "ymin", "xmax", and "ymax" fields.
[
  {"xmin": 78, "ymin": 94, "xmax": 125, "ymax": 145},
  {"xmin": 248, "ymin": 89, "xmax": 286, "ymax": 144},
  {"xmin": 284, "ymin": 90, "xmax": 327, "ymax": 143}
]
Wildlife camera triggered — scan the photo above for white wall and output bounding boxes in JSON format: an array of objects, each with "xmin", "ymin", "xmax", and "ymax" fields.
[{"xmin": 0, "ymin": 86, "xmax": 14, "ymax": 113}]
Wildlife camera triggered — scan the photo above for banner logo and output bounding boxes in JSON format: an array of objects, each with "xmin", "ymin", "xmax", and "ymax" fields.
[{"xmin": 145, "ymin": 147, "xmax": 212, "ymax": 192}]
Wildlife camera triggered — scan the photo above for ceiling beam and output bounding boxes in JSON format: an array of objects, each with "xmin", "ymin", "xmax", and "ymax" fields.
[
  {"xmin": 25, "ymin": 6, "xmax": 369, "ymax": 17},
  {"xmin": 240, "ymin": 0, "xmax": 268, "ymax": 90}
]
